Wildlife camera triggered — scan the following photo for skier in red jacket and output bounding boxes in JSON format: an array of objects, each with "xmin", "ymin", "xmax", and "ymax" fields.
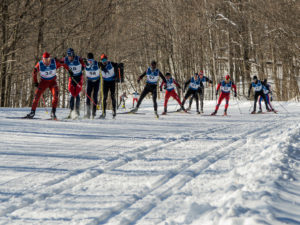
[
  {"xmin": 160, "ymin": 72, "xmax": 184, "ymax": 115},
  {"xmin": 211, "ymin": 75, "xmax": 237, "ymax": 116},
  {"xmin": 26, "ymin": 52, "xmax": 72, "ymax": 119}
]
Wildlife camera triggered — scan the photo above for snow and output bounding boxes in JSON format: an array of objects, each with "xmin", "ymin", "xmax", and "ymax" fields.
[{"xmin": 0, "ymin": 100, "xmax": 299, "ymax": 225}]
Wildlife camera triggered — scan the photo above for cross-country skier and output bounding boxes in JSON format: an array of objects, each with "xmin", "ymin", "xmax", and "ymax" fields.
[
  {"xmin": 248, "ymin": 75, "xmax": 270, "ymax": 114},
  {"xmin": 211, "ymin": 75, "xmax": 237, "ymax": 116},
  {"xmin": 160, "ymin": 72, "xmax": 184, "ymax": 115},
  {"xmin": 61, "ymin": 48, "xmax": 85, "ymax": 118},
  {"xmin": 132, "ymin": 91, "xmax": 139, "ymax": 108},
  {"xmin": 181, "ymin": 73, "xmax": 202, "ymax": 114},
  {"xmin": 84, "ymin": 53, "xmax": 100, "ymax": 119},
  {"xmin": 130, "ymin": 60, "xmax": 167, "ymax": 118},
  {"xmin": 188, "ymin": 71, "xmax": 212, "ymax": 113},
  {"xmin": 258, "ymin": 79, "xmax": 275, "ymax": 113},
  {"xmin": 118, "ymin": 92, "xmax": 128, "ymax": 109},
  {"xmin": 98, "ymin": 54, "xmax": 119, "ymax": 119},
  {"xmin": 26, "ymin": 52, "xmax": 73, "ymax": 119}
]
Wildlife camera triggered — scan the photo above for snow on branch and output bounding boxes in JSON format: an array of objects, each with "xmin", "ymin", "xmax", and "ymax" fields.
[{"xmin": 216, "ymin": 14, "xmax": 237, "ymax": 27}]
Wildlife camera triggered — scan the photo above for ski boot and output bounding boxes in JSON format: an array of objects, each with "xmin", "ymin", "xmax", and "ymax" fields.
[
  {"xmin": 85, "ymin": 105, "xmax": 91, "ymax": 119},
  {"xmin": 186, "ymin": 106, "xmax": 191, "ymax": 111},
  {"xmin": 251, "ymin": 110, "xmax": 256, "ymax": 114},
  {"xmin": 196, "ymin": 111, "xmax": 201, "ymax": 114},
  {"xmin": 25, "ymin": 110, "xmax": 35, "ymax": 119},
  {"xmin": 211, "ymin": 111, "xmax": 217, "ymax": 116},
  {"xmin": 51, "ymin": 108, "xmax": 57, "ymax": 120},
  {"xmin": 154, "ymin": 111, "xmax": 159, "ymax": 118},
  {"xmin": 112, "ymin": 110, "xmax": 116, "ymax": 119},
  {"xmin": 201, "ymin": 109, "xmax": 204, "ymax": 113},
  {"xmin": 130, "ymin": 107, "xmax": 138, "ymax": 113},
  {"xmin": 67, "ymin": 110, "xmax": 73, "ymax": 119},
  {"xmin": 223, "ymin": 110, "xmax": 227, "ymax": 116},
  {"xmin": 99, "ymin": 112, "xmax": 106, "ymax": 119},
  {"xmin": 92, "ymin": 107, "xmax": 96, "ymax": 119},
  {"xmin": 258, "ymin": 109, "xmax": 262, "ymax": 113},
  {"xmin": 162, "ymin": 107, "xmax": 167, "ymax": 115}
]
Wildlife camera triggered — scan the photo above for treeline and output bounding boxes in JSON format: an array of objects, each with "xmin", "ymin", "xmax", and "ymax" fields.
[{"xmin": 0, "ymin": 0, "xmax": 299, "ymax": 108}]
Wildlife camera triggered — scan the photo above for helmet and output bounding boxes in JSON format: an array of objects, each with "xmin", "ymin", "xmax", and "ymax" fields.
[
  {"xmin": 253, "ymin": 75, "xmax": 258, "ymax": 80},
  {"xmin": 67, "ymin": 48, "xmax": 75, "ymax": 57},
  {"xmin": 225, "ymin": 75, "xmax": 230, "ymax": 80},
  {"xmin": 165, "ymin": 72, "xmax": 171, "ymax": 77},
  {"xmin": 100, "ymin": 54, "xmax": 107, "ymax": 60},
  {"xmin": 87, "ymin": 53, "xmax": 94, "ymax": 59},
  {"xmin": 42, "ymin": 51, "xmax": 50, "ymax": 58}
]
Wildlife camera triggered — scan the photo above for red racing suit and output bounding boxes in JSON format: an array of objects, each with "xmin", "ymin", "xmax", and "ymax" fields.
[
  {"xmin": 32, "ymin": 58, "xmax": 70, "ymax": 111},
  {"xmin": 214, "ymin": 80, "xmax": 237, "ymax": 112}
]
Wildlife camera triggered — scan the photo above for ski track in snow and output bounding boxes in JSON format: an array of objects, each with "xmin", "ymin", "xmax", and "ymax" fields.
[{"xmin": 0, "ymin": 100, "xmax": 299, "ymax": 225}]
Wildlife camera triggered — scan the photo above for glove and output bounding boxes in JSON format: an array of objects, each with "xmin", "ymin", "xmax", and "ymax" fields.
[
  {"xmin": 69, "ymin": 70, "xmax": 74, "ymax": 77},
  {"xmin": 137, "ymin": 78, "xmax": 141, "ymax": 83},
  {"xmin": 160, "ymin": 87, "xmax": 162, "ymax": 92},
  {"xmin": 34, "ymin": 82, "xmax": 39, "ymax": 87},
  {"xmin": 83, "ymin": 58, "xmax": 88, "ymax": 65},
  {"xmin": 234, "ymin": 92, "xmax": 237, "ymax": 97},
  {"xmin": 215, "ymin": 91, "xmax": 218, "ymax": 96},
  {"xmin": 164, "ymin": 84, "xmax": 167, "ymax": 89},
  {"xmin": 270, "ymin": 96, "xmax": 273, "ymax": 101}
]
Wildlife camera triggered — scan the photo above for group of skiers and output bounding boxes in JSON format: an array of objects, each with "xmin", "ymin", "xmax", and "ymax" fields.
[{"xmin": 26, "ymin": 50, "xmax": 275, "ymax": 119}]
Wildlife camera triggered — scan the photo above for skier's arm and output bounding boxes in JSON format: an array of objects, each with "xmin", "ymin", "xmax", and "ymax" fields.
[
  {"xmin": 159, "ymin": 71, "xmax": 167, "ymax": 83},
  {"xmin": 216, "ymin": 82, "xmax": 221, "ymax": 95},
  {"xmin": 79, "ymin": 57, "xmax": 86, "ymax": 70},
  {"xmin": 184, "ymin": 79, "xmax": 191, "ymax": 91},
  {"xmin": 205, "ymin": 76, "xmax": 213, "ymax": 84},
  {"xmin": 174, "ymin": 80, "xmax": 181, "ymax": 89},
  {"xmin": 55, "ymin": 59, "xmax": 73, "ymax": 76},
  {"xmin": 138, "ymin": 71, "xmax": 146, "ymax": 82},
  {"xmin": 248, "ymin": 83, "xmax": 252, "ymax": 97},
  {"xmin": 232, "ymin": 82, "xmax": 237, "ymax": 97},
  {"xmin": 32, "ymin": 63, "xmax": 40, "ymax": 85},
  {"xmin": 160, "ymin": 81, "xmax": 165, "ymax": 91}
]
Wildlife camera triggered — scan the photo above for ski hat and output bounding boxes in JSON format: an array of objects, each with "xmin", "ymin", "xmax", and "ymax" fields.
[
  {"xmin": 87, "ymin": 53, "xmax": 94, "ymax": 59},
  {"xmin": 225, "ymin": 75, "xmax": 230, "ymax": 80},
  {"xmin": 67, "ymin": 48, "xmax": 75, "ymax": 57},
  {"xmin": 253, "ymin": 75, "xmax": 258, "ymax": 80},
  {"xmin": 151, "ymin": 60, "xmax": 157, "ymax": 66},
  {"xmin": 42, "ymin": 52, "xmax": 50, "ymax": 58},
  {"xmin": 194, "ymin": 72, "xmax": 199, "ymax": 77},
  {"xmin": 165, "ymin": 72, "xmax": 171, "ymax": 77},
  {"xmin": 263, "ymin": 78, "xmax": 267, "ymax": 83},
  {"xmin": 100, "ymin": 54, "xmax": 108, "ymax": 62}
]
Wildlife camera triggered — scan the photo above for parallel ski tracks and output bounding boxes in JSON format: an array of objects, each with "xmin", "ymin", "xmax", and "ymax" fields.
[
  {"xmin": 0, "ymin": 123, "xmax": 230, "ymax": 218},
  {"xmin": 93, "ymin": 119, "xmax": 284, "ymax": 225}
]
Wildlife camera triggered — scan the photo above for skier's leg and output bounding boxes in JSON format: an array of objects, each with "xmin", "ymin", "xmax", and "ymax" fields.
[
  {"xmin": 31, "ymin": 80, "xmax": 48, "ymax": 111},
  {"xmin": 164, "ymin": 90, "xmax": 171, "ymax": 112},
  {"xmin": 86, "ymin": 80, "xmax": 92, "ymax": 108},
  {"xmin": 102, "ymin": 81, "xmax": 109, "ymax": 114},
  {"xmin": 109, "ymin": 81, "xmax": 116, "ymax": 114},
  {"xmin": 152, "ymin": 86, "xmax": 158, "ymax": 111},
  {"xmin": 182, "ymin": 89, "xmax": 193, "ymax": 107},
  {"xmin": 50, "ymin": 80, "xmax": 59, "ymax": 109},
  {"xmin": 92, "ymin": 79, "xmax": 100, "ymax": 116},
  {"xmin": 188, "ymin": 96, "xmax": 193, "ymax": 109},
  {"xmin": 215, "ymin": 93, "xmax": 225, "ymax": 112},
  {"xmin": 136, "ymin": 85, "xmax": 150, "ymax": 108},
  {"xmin": 258, "ymin": 95, "xmax": 262, "ymax": 111},
  {"xmin": 261, "ymin": 92, "xmax": 270, "ymax": 111},
  {"xmin": 194, "ymin": 91, "xmax": 199, "ymax": 112},
  {"xmin": 224, "ymin": 94, "xmax": 230, "ymax": 113},
  {"xmin": 253, "ymin": 92, "xmax": 259, "ymax": 112},
  {"xmin": 200, "ymin": 88, "xmax": 204, "ymax": 112}
]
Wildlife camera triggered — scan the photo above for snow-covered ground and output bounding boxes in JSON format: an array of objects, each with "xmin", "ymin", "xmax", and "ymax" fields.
[{"xmin": 0, "ymin": 100, "xmax": 299, "ymax": 225}]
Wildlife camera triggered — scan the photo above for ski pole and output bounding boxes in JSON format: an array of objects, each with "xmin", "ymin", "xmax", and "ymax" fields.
[
  {"xmin": 41, "ymin": 96, "xmax": 49, "ymax": 114},
  {"xmin": 236, "ymin": 98, "xmax": 242, "ymax": 114},
  {"xmin": 71, "ymin": 76, "xmax": 99, "ymax": 109},
  {"xmin": 277, "ymin": 101, "xmax": 289, "ymax": 113}
]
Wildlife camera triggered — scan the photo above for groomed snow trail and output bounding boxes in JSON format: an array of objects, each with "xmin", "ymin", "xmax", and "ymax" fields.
[{"xmin": 0, "ymin": 100, "xmax": 299, "ymax": 225}]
